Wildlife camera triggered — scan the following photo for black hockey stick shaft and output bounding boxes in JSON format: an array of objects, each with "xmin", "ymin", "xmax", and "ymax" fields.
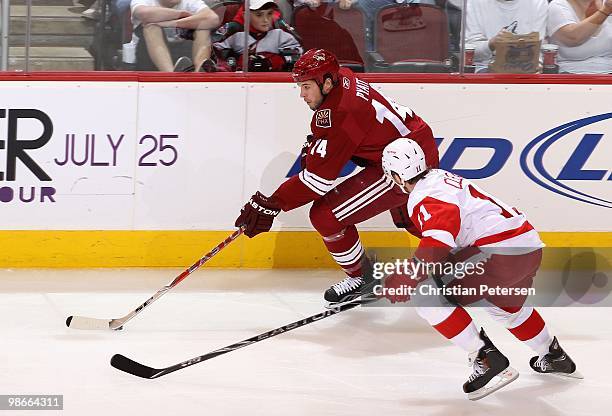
[{"xmin": 111, "ymin": 296, "xmax": 376, "ymax": 379}]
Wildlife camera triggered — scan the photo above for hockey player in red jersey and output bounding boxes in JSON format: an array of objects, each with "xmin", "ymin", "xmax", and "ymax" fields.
[
  {"xmin": 380, "ymin": 137, "xmax": 582, "ymax": 400},
  {"xmin": 234, "ymin": 48, "xmax": 439, "ymax": 306}
]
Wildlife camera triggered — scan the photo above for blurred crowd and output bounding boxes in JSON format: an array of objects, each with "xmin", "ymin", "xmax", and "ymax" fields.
[{"xmin": 78, "ymin": 0, "xmax": 612, "ymax": 74}]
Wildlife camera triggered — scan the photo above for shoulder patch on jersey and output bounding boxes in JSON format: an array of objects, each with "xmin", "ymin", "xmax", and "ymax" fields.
[
  {"xmin": 315, "ymin": 109, "xmax": 332, "ymax": 128},
  {"xmin": 342, "ymin": 77, "xmax": 350, "ymax": 90}
]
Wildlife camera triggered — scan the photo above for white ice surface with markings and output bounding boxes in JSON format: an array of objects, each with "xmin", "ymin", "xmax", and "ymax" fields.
[{"xmin": 1, "ymin": 269, "xmax": 610, "ymax": 415}]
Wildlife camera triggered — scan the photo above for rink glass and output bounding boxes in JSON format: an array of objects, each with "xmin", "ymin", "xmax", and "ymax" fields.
[{"xmin": 2, "ymin": 0, "xmax": 595, "ymax": 75}]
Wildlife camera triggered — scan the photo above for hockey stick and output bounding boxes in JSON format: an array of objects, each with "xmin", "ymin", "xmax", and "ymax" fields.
[
  {"xmin": 110, "ymin": 295, "xmax": 378, "ymax": 379},
  {"xmin": 66, "ymin": 227, "xmax": 245, "ymax": 331}
]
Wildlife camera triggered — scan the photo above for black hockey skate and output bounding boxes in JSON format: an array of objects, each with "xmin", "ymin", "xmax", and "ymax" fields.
[
  {"xmin": 529, "ymin": 337, "xmax": 583, "ymax": 379},
  {"xmin": 463, "ymin": 328, "xmax": 519, "ymax": 401},
  {"xmin": 324, "ymin": 276, "xmax": 366, "ymax": 308},
  {"xmin": 324, "ymin": 254, "xmax": 379, "ymax": 308}
]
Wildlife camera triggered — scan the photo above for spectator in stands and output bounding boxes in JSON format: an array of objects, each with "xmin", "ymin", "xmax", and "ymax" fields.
[
  {"xmin": 270, "ymin": 0, "xmax": 295, "ymax": 21},
  {"xmin": 81, "ymin": 0, "xmax": 132, "ymax": 20},
  {"xmin": 207, "ymin": 0, "xmax": 302, "ymax": 72},
  {"xmin": 441, "ymin": 0, "xmax": 462, "ymax": 53},
  {"xmin": 114, "ymin": 0, "xmax": 134, "ymax": 16},
  {"xmin": 294, "ymin": 0, "xmax": 440, "ymax": 19},
  {"xmin": 354, "ymin": 0, "xmax": 438, "ymax": 20},
  {"xmin": 131, "ymin": 0, "xmax": 220, "ymax": 71},
  {"xmin": 465, "ymin": 0, "xmax": 548, "ymax": 73},
  {"xmin": 292, "ymin": 0, "xmax": 439, "ymax": 51},
  {"xmin": 82, "ymin": 0, "xmax": 101, "ymax": 20},
  {"xmin": 547, "ymin": 0, "xmax": 612, "ymax": 73},
  {"xmin": 292, "ymin": 0, "xmax": 360, "ymax": 13}
]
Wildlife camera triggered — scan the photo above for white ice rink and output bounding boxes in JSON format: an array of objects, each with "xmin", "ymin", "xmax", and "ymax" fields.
[{"xmin": 2, "ymin": 268, "xmax": 611, "ymax": 416}]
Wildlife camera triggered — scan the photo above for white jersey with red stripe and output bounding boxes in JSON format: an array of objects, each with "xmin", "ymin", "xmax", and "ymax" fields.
[{"xmin": 408, "ymin": 169, "xmax": 543, "ymax": 252}]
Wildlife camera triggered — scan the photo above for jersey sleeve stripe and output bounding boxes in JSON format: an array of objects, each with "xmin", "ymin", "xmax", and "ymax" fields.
[
  {"xmin": 298, "ymin": 169, "xmax": 334, "ymax": 196},
  {"xmin": 473, "ymin": 221, "xmax": 534, "ymax": 247},
  {"xmin": 303, "ymin": 169, "xmax": 334, "ymax": 186},
  {"xmin": 422, "ymin": 229, "xmax": 457, "ymax": 248}
]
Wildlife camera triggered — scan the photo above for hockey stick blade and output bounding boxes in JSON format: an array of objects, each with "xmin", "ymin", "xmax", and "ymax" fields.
[
  {"xmin": 111, "ymin": 295, "xmax": 378, "ymax": 379},
  {"xmin": 66, "ymin": 315, "xmax": 111, "ymax": 330},
  {"xmin": 111, "ymin": 354, "xmax": 163, "ymax": 379},
  {"xmin": 65, "ymin": 228, "xmax": 244, "ymax": 331}
]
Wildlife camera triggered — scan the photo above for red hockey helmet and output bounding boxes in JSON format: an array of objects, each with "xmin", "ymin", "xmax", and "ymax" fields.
[{"xmin": 292, "ymin": 49, "xmax": 340, "ymax": 85}]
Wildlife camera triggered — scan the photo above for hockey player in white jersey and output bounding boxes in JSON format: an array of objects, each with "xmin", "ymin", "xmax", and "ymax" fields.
[{"xmin": 380, "ymin": 138, "xmax": 582, "ymax": 400}]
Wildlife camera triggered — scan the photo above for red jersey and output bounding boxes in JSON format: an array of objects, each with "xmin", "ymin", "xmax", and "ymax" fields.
[{"xmin": 273, "ymin": 67, "xmax": 438, "ymax": 211}]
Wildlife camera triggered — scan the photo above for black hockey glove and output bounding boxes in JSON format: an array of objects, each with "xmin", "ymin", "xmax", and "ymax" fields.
[
  {"xmin": 235, "ymin": 192, "xmax": 281, "ymax": 238},
  {"xmin": 389, "ymin": 205, "xmax": 422, "ymax": 237}
]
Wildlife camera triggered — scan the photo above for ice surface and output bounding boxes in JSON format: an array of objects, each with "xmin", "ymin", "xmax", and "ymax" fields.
[{"xmin": 1, "ymin": 269, "xmax": 610, "ymax": 415}]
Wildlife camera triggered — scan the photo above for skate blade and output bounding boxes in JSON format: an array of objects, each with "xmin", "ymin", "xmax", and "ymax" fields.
[
  {"xmin": 467, "ymin": 366, "xmax": 519, "ymax": 401},
  {"xmin": 537, "ymin": 370, "xmax": 584, "ymax": 380},
  {"xmin": 325, "ymin": 296, "xmax": 362, "ymax": 310},
  {"xmin": 324, "ymin": 294, "xmax": 378, "ymax": 310}
]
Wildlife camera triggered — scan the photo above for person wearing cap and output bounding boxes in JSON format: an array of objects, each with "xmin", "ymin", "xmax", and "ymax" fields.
[
  {"xmin": 208, "ymin": 0, "xmax": 303, "ymax": 72},
  {"xmin": 130, "ymin": 0, "xmax": 220, "ymax": 71}
]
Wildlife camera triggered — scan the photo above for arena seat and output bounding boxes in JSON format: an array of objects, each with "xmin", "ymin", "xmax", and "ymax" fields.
[
  {"xmin": 292, "ymin": 4, "xmax": 367, "ymax": 72},
  {"xmin": 368, "ymin": 4, "xmax": 452, "ymax": 73}
]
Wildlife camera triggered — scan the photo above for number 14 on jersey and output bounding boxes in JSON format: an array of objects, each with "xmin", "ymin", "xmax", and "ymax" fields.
[{"xmin": 310, "ymin": 139, "xmax": 328, "ymax": 158}]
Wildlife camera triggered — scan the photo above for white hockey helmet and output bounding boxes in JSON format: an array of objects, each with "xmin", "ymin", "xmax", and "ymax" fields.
[{"xmin": 382, "ymin": 138, "xmax": 427, "ymax": 192}]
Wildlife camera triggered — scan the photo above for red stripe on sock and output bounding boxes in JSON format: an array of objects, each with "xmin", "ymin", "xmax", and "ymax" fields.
[
  {"xmin": 324, "ymin": 226, "xmax": 363, "ymax": 278},
  {"xmin": 432, "ymin": 307, "xmax": 472, "ymax": 339},
  {"xmin": 508, "ymin": 309, "xmax": 545, "ymax": 341}
]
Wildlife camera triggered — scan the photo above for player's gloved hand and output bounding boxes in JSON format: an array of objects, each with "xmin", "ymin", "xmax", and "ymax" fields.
[
  {"xmin": 383, "ymin": 272, "xmax": 419, "ymax": 303},
  {"xmin": 235, "ymin": 192, "xmax": 281, "ymax": 238},
  {"xmin": 389, "ymin": 206, "xmax": 423, "ymax": 237},
  {"xmin": 300, "ymin": 134, "xmax": 315, "ymax": 170}
]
